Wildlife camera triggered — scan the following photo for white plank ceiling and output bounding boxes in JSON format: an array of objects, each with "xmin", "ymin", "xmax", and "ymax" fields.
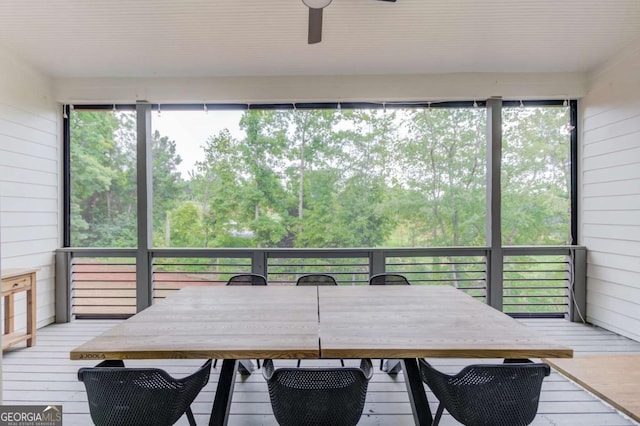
[{"xmin": 1, "ymin": 0, "xmax": 640, "ymax": 78}]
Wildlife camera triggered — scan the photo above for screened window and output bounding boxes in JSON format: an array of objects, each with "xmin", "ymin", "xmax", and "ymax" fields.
[
  {"xmin": 150, "ymin": 107, "xmax": 487, "ymax": 248},
  {"xmin": 70, "ymin": 110, "xmax": 137, "ymax": 247},
  {"xmin": 68, "ymin": 102, "xmax": 572, "ymax": 249},
  {"xmin": 502, "ymin": 105, "xmax": 571, "ymax": 245}
]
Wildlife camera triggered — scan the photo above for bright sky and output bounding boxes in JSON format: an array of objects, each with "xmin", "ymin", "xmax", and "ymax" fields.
[{"xmin": 152, "ymin": 110, "xmax": 245, "ymax": 177}]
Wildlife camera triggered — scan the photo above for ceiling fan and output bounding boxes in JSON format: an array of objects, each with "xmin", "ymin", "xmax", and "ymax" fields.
[{"xmin": 302, "ymin": 0, "xmax": 397, "ymax": 44}]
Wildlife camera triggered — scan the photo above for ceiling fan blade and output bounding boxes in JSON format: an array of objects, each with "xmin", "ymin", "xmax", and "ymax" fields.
[{"xmin": 308, "ymin": 8, "xmax": 323, "ymax": 44}]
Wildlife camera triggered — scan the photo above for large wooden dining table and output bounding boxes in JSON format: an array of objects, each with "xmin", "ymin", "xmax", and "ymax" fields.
[{"xmin": 71, "ymin": 285, "xmax": 573, "ymax": 426}]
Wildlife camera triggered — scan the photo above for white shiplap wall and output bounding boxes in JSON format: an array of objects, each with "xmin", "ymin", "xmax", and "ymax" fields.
[
  {"xmin": 0, "ymin": 46, "xmax": 60, "ymax": 333},
  {"xmin": 581, "ymin": 41, "xmax": 640, "ymax": 342}
]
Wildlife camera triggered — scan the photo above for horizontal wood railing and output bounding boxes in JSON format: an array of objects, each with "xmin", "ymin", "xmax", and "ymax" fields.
[{"xmin": 56, "ymin": 246, "xmax": 586, "ymax": 321}]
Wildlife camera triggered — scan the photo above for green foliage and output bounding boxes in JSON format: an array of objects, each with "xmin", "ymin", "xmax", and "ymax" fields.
[
  {"xmin": 167, "ymin": 202, "xmax": 204, "ymax": 247},
  {"xmin": 152, "ymin": 130, "xmax": 185, "ymax": 246},
  {"xmin": 190, "ymin": 129, "xmax": 244, "ymax": 246},
  {"xmin": 70, "ymin": 111, "xmax": 136, "ymax": 247},
  {"xmin": 70, "ymin": 106, "xmax": 571, "ymax": 250},
  {"xmin": 394, "ymin": 108, "xmax": 487, "ymax": 246},
  {"xmin": 502, "ymin": 107, "xmax": 571, "ymax": 245},
  {"xmin": 238, "ymin": 111, "xmax": 289, "ymax": 247}
]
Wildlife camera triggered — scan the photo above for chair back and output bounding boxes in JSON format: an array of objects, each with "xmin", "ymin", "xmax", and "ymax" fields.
[
  {"xmin": 263, "ymin": 359, "xmax": 373, "ymax": 426},
  {"xmin": 227, "ymin": 273, "xmax": 267, "ymax": 286},
  {"xmin": 369, "ymin": 273, "xmax": 410, "ymax": 285},
  {"xmin": 78, "ymin": 359, "xmax": 211, "ymax": 426},
  {"xmin": 419, "ymin": 359, "xmax": 550, "ymax": 426},
  {"xmin": 296, "ymin": 274, "xmax": 338, "ymax": 286}
]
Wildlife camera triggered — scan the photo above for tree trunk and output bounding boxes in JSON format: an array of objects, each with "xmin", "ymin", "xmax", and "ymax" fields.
[
  {"xmin": 298, "ymin": 137, "xmax": 305, "ymax": 221},
  {"xmin": 164, "ymin": 212, "xmax": 171, "ymax": 246}
]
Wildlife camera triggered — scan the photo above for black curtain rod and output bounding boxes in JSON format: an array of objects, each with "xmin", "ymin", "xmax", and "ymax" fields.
[{"xmin": 69, "ymin": 100, "xmax": 570, "ymax": 111}]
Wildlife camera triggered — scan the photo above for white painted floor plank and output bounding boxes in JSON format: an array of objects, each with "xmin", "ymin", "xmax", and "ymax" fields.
[{"xmin": 3, "ymin": 318, "xmax": 639, "ymax": 425}]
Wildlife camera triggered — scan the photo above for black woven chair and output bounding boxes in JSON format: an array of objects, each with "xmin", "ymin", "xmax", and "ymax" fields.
[
  {"xmin": 369, "ymin": 273, "xmax": 411, "ymax": 286},
  {"xmin": 296, "ymin": 274, "xmax": 342, "ymax": 367},
  {"xmin": 213, "ymin": 273, "xmax": 267, "ymax": 369},
  {"xmin": 418, "ymin": 359, "xmax": 550, "ymax": 426},
  {"xmin": 227, "ymin": 273, "xmax": 268, "ymax": 286},
  {"xmin": 78, "ymin": 359, "xmax": 212, "ymax": 426},
  {"xmin": 369, "ymin": 273, "xmax": 410, "ymax": 370},
  {"xmin": 263, "ymin": 358, "xmax": 373, "ymax": 426},
  {"xmin": 296, "ymin": 273, "xmax": 338, "ymax": 286}
]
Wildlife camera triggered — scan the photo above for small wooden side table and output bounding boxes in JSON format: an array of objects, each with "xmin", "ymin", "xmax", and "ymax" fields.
[{"xmin": 2, "ymin": 268, "xmax": 37, "ymax": 350}]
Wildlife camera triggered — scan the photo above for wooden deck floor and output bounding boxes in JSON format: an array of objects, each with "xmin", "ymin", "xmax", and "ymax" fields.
[{"xmin": 3, "ymin": 318, "xmax": 640, "ymax": 425}]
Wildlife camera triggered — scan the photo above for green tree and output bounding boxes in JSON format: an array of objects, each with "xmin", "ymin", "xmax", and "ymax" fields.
[
  {"xmin": 292, "ymin": 169, "xmax": 344, "ymax": 246},
  {"xmin": 396, "ymin": 108, "xmax": 486, "ymax": 247},
  {"xmin": 328, "ymin": 109, "xmax": 398, "ymax": 247},
  {"xmin": 281, "ymin": 109, "xmax": 339, "ymax": 246},
  {"xmin": 238, "ymin": 111, "xmax": 289, "ymax": 247},
  {"xmin": 502, "ymin": 107, "xmax": 571, "ymax": 245},
  {"xmin": 191, "ymin": 129, "xmax": 244, "ymax": 246},
  {"xmin": 70, "ymin": 105, "xmax": 571, "ymax": 252},
  {"xmin": 152, "ymin": 130, "xmax": 185, "ymax": 246},
  {"xmin": 70, "ymin": 111, "xmax": 137, "ymax": 247},
  {"xmin": 168, "ymin": 202, "xmax": 204, "ymax": 247}
]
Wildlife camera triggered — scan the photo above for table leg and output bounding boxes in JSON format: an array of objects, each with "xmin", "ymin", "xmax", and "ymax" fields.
[
  {"xmin": 27, "ymin": 278, "xmax": 36, "ymax": 346},
  {"xmin": 383, "ymin": 359, "xmax": 403, "ymax": 374},
  {"xmin": 209, "ymin": 359, "xmax": 238, "ymax": 426},
  {"xmin": 4, "ymin": 294, "xmax": 14, "ymax": 335},
  {"xmin": 402, "ymin": 358, "xmax": 433, "ymax": 426},
  {"xmin": 237, "ymin": 359, "xmax": 255, "ymax": 375}
]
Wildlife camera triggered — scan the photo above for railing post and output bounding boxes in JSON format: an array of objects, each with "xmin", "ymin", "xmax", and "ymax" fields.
[
  {"xmin": 252, "ymin": 250, "xmax": 268, "ymax": 277},
  {"xmin": 55, "ymin": 250, "xmax": 72, "ymax": 323},
  {"xmin": 484, "ymin": 248, "xmax": 491, "ymax": 303},
  {"xmin": 569, "ymin": 247, "xmax": 587, "ymax": 322},
  {"xmin": 370, "ymin": 250, "xmax": 385, "ymax": 277}
]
